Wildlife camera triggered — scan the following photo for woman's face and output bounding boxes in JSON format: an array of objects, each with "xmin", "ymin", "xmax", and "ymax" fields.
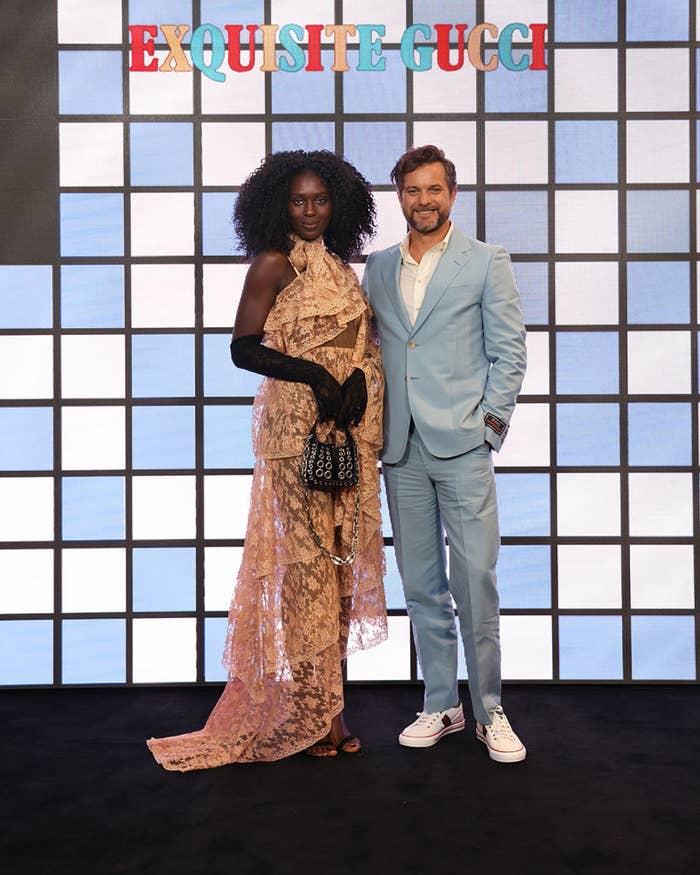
[{"xmin": 288, "ymin": 171, "xmax": 332, "ymax": 240}]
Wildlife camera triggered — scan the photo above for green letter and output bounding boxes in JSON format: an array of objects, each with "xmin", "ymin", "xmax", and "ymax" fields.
[
  {"xmin": 191, "ymin": 23, "xmax": 226, "ymax": 82},
  {"xmin": 279, "ymin": 23, "xmax": 305, "ymax": 72},
  {"xmin": 357, "ymin": 24, "xmax": 385, "ymax": 71},
  {"xmin": 400, "ymin": 24, "xmax": 434, "ymax": 72},
  {"xmin": 498, "ymin": 23, "xmax": 529, "ymax": 72}
]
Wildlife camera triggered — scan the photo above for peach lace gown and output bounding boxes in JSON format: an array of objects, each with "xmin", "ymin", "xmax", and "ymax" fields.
[{"xmin": 147, "ymin": 237, "xmax": 388, "ymax": 770}]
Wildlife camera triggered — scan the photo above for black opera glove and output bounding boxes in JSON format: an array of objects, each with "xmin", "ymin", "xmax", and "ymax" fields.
[
  {"xmin": 335, "ymin": 368, "xmax": 367, "ymax": 429},
  {"xmin": 310, "ymin": 373, "xmax": 345, "ymax": 422},
  {"xmin": 230, "ymin": 334, "xmax": 343, "ymax": 422}
]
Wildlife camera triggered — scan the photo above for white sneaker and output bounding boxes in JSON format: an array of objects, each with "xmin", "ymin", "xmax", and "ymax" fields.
[
  {"xmin": 398, "ymin": 704, "xmax": 465, "ymax": 748},
  {"xmin": 476, "ymin": 707, "xmax": 526, "ymax": 763}
]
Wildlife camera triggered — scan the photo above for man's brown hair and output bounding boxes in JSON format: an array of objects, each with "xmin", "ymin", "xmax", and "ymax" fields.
[{"xmin": 390, "ymin": 144, "xmax": 457, "ymax": 192}]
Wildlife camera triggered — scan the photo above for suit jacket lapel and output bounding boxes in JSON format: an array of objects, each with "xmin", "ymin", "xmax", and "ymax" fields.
[
  {"xmin": 381, "ymin": 246, "xmax": 412, "ymax": 334},
  {"xmin": 410, "ymin": 230, "xmax": 472, "ymax": 335}
]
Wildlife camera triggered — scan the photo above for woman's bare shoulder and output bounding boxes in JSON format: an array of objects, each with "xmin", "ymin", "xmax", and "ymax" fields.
[{"xmin": 246, "ymin": 249, "xmax": 295, "ymax": 291}]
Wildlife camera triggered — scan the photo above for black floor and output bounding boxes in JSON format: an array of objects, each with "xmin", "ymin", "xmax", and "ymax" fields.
[{"xmin": 2, "ymin": 684, "xmax": 699, "ymax": 875}]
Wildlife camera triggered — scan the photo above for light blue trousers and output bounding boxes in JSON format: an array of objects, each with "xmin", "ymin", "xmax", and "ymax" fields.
[{"xmin": 383, "ymin": 429, "xmax": 501, "ymax": 725}]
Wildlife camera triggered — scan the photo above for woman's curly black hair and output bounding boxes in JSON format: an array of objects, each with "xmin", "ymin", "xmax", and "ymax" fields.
[{"xmin": 234, "ymin": 150, "xmax": 376, "ymax": 261}]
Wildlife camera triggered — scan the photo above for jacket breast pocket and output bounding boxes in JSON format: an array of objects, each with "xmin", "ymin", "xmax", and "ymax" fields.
[{"xmin": 448, "ymin": 283, "xmax": 482, "ymax": 309}]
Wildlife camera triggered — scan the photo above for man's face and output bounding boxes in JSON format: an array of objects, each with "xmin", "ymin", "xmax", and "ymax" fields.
[{"xmin": 398, "ymin": 162, "xmax": 457, "ymax": 234}]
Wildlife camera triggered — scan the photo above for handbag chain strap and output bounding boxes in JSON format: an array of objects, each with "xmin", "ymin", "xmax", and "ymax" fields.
[{"xmin": 302, "ymin": 465, "xmax": 361, "ymax": 566}]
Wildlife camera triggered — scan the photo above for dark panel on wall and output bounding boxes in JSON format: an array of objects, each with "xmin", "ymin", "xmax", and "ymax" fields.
[{"xmin": 0, "ymin": 1, "xmax": 58, "ymax": 262}]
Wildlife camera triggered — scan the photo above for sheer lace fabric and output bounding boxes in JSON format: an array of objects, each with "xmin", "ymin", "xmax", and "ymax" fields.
[{"xmin": 147, "ymin": 237, "xmax": 387, "ymax": 770}]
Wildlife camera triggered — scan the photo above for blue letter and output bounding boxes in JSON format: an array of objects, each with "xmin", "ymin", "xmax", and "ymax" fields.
[
  {"xmin": 498, "ymin": 23, "xmax": 530, "ymax": 72},
  {"xmin": 400, "ymin": 24, "xmax": 434, "ymax": 72},
  {"xmin": 278, "ymin": 23, "xmax": 305, "ymax": 72},
  {"xmin": 191, "ymin": 23, "xmax": 226, "ymax": 82},
  {"xmin": 357, "ymin": 24, "xmax": 385, "ymax": 71}
]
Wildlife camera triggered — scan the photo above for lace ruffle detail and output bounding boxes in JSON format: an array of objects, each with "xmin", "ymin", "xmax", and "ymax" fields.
[{"xmin": 264, "ymin": 237, "xmax": 368, "ymax": 356}]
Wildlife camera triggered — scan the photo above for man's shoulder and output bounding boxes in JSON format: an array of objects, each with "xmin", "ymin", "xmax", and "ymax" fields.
[
  {"xmin": 454, "ymin": 231, "xmax": 504, "ymax": 258},
  {"xmin": 365, "ymin": 242, "xmax": 401, "ymax": 266}
]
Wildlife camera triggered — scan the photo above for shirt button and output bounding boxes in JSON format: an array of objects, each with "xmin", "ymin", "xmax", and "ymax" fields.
[{"xmin": 408, "ymin": 341, "xmax": 416, "ymax": 348}]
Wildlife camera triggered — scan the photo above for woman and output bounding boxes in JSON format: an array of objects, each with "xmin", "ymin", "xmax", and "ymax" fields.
[{"xmin": 147, "ymin": 151, "xmax": 387, "ymax": 769}]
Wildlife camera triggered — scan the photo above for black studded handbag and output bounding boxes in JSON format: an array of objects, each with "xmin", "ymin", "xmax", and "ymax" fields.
[
  {"xmin": 300, "ymin": 420, "xmax": 359, "ymax": 490},
  {"xmin": 300, "ymin": 421, "xmax": 360, "ymax": 566}
]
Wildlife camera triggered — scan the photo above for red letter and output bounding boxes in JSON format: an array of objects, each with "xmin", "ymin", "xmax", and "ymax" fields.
[
  {"xmin": 305, "ymin": 24, "xmax": 323, "ymax": 71},
  {"xmin": 225, "ymin": 25, "xmax": 258, "ymax": 72},
  {"xmin": 435, "ymin": 24, "xmax": 468, "ymax": 71},
  {"xmin": 129, "ymin": 25, "xmax": 158, "ymax": 72},
  {"xmin": 529, "ymin": 23, "xmax": 548, "ymax": 70}
]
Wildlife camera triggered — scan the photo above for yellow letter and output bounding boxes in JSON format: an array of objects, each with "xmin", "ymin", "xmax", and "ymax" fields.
[
  {"xmin": 260, "ymin": 25, "xmax": 279, "ymax": 71},
  {"xmin": 324, "ymin": 24, "xmax": 357, "ymax": 72},
  {"xmin": 467, "ymin": 22, "xmax": 498, "ymax": 72},
  {"xmin": 159, "ymin": 25, "xmax": 193, "ymax": 72}
]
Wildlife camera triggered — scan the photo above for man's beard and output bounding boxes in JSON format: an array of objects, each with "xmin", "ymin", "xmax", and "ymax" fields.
[{"xmin": 406, "ymin": 206, "xmax": 449, "ymax": 234}]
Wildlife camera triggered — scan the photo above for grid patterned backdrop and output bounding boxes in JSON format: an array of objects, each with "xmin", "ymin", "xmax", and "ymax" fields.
[{"xmin": 1, "ymin": 0, "xmax": 698, "ymax": 686}]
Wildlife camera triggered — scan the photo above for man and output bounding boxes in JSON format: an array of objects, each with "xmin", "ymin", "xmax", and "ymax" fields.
[{"xmin": 362, "ymin": 145, "xmax": 527, "ymax": 763}]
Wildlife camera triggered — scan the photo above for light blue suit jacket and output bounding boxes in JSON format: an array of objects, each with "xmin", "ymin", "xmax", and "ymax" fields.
[{"xmin": 362, "ymin": 228, "xmax": 527, "ymax": 463}]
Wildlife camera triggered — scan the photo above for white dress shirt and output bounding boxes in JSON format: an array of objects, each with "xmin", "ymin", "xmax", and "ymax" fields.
[{"xmin": 398, "ymin": 222, "xmax": 454, "ymax": 324}]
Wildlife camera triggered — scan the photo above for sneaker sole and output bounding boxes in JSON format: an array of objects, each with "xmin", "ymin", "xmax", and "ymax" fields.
[
  {"xmin": 398, "ymin": 720, "xmax": 465, "ymax": 748},
  {"xmin": 476, "ymin": 730, "xmax": 527, "ymax": 763}
]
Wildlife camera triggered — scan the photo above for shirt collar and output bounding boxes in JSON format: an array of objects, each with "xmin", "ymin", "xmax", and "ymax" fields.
[{"xmin": 400, "ymin": 222, "xmax": 454, "ymax": 264}]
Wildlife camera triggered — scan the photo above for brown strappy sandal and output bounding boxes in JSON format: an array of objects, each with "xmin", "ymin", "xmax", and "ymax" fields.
[
  {"xmin": 334, "ymin": 734, "xmax": 361, "ymax": 754},
  {"xmin": 304, "ymin": 736, "xmax": 338, "ymax": 757},
  {"xmin": 304, "ymin": 733, "xmax": 362, "ymax": 757}
]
